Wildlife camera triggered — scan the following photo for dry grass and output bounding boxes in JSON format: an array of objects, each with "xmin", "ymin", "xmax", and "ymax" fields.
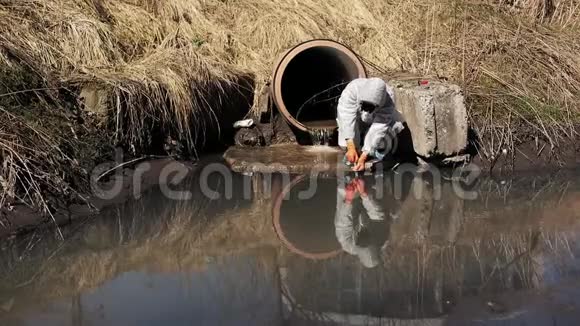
[
  {"xmin": 0, "ymin": 108, "xmax": 87, "ymax": 229},
  {"xmin": 0, "ymin": 0, "xmax": 248, "ymax": 152},
  {"xmin": 0, "ymin": 0, "xmax": 579, "ymax": 210},
  {"xmin": 1, "ymin": 0, "xmax": 577, "ymax": 130}
]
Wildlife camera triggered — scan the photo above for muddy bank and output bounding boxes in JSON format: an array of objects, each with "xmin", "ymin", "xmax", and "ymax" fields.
[{"xmin": 0, "ymin": 159, "xmax": 195, "ymax": 239}]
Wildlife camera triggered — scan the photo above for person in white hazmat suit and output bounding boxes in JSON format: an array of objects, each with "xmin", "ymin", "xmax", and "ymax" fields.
[
  {"xmin": 335, "ymin": 177, "xmax": 389, "ymax": 269},
  {"xmin": 336, "ymin": 78, "xmax": 405, "ymax": 171}
]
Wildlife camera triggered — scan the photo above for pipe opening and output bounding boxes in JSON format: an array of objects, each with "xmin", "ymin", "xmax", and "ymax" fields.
[{"xmin": 279, "ymin": 46, "xmax": 362, "ymax": 130}]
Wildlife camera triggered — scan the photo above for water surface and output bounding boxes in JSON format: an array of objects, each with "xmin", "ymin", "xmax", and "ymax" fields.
[{"xmin": 2, "ymin": 164, "xmax": 580, "ymax": 325}]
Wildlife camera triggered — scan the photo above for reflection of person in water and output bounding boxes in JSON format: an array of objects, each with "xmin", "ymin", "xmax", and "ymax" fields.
[{"xmin": 335, "ymin": 177, "xmax": 390, "ymax": 269}]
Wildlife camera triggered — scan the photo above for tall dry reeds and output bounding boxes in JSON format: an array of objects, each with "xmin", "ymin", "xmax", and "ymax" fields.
[
  {"xmin": 1, "ymin": 0, "xmax": 578, "ymax": 142},
  {"xmin": 0, "ymin": 108, "xmax": 85, "ymax": 223}
]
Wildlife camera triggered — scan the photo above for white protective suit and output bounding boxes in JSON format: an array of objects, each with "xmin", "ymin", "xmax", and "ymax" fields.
[
  {"xmin": 335, "ymin": 181, "xmax": 386, "ymax": 269},
  {"xmin": 336, "ymin": 78, "xmax": 402, "ymax": 157}
]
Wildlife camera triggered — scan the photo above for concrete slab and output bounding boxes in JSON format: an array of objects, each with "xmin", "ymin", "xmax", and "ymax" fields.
[
  {"xmin": 223, "ymin": 144, "xmax": 380, "ymax": 175},
  {"xmin": 389, "ymin": 78, "xmax": 468, "ymax": 157}
]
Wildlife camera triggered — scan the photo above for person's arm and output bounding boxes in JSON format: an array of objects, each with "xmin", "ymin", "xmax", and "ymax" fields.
[
  {"xmin": 365, "ymin": 106, "xmax": 394, "ymax": 152},
  {"xmin": 352, "ymin": 106, "xmax": 393, "ymax": 171},
  {"xmin": 361, "ymin": 192, "xmax": 386, "ymax": 222},
  {"xmin": 345, "ymin": 139, "xmax": 358, "ymax": 164},
  {"xmin": 335, "ymin": 183, "xmax": 357, "ymax": 255},
  {"xmin": 337, "ymin": 83, "xmax": 360, "ymax": 163},
  {"xmin": 354, "ymin": 178, "xmax": 385, "ymax": 221}
]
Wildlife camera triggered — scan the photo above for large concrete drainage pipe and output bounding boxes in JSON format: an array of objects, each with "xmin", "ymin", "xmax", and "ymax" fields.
[{"xmin": 271, "ymin": 40, "xmax": 366, "ymax": 136}]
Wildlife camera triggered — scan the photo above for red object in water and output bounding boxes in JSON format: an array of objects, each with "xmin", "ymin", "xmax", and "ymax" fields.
[{"xmin": 419, "ymin": 79, "xmax": 430, "ymax": 86}]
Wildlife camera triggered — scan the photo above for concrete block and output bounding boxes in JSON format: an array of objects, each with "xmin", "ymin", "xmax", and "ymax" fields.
[{"xmin": 389, "ymin": 78, "xmax": 468, "ymax": 157}]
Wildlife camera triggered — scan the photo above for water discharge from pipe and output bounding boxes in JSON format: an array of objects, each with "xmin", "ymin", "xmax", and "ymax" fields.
[{"xmin": 309, "ymin": 128, "xmax": 334, "ymax": 146}]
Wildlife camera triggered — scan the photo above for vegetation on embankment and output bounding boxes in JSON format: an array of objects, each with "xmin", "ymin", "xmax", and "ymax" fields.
[{"xmin": 1, "ymin": 0, "xmax": 579, "ymax": 217}]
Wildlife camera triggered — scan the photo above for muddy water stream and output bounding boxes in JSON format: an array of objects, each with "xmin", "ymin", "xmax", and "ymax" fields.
[{"xmin": 2, "ymin": 162, "xmax": 580, "ymax": 325}]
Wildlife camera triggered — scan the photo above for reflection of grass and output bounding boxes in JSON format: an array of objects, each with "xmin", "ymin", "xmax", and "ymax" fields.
[
  {"xmin": 378, "ymin": 230, "xmax": 570, "ymax": 300},
  {"xmin": 2, "ymin": 174, "xmax": 580, "ymax": 313},
  {"xmin": 0, "ymin": 178, "xmax": 281, "ymax": 301},
  {"xmin": 281, "ymin": 229, "xmax": 574, "ymax": 321}
]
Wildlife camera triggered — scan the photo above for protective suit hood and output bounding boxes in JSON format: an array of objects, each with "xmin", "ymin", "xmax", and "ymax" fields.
[{"xmin": 358, "ymin": 78, "xmax": 387, "ymax": 107}]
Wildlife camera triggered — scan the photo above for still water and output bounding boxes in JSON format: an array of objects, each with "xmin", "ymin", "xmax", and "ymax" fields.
[{"xmin": 2, "ymin": 162, "xmax": 580, "ymax": 325}]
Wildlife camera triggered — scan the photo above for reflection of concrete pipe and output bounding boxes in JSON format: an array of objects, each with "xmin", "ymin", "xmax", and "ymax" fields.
[
  {"xmin": 271, "ymin": 175, "xmax": 341, "ymax": 260},
  {"xmin": 271, "ymin": 40, "xmax": 366, "ymax": 133}
]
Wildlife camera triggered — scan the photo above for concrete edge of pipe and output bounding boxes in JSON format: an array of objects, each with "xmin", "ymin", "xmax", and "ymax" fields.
[{"xmin": 270, "ymin": 39, "xmax": 367, "ymax": 132}]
